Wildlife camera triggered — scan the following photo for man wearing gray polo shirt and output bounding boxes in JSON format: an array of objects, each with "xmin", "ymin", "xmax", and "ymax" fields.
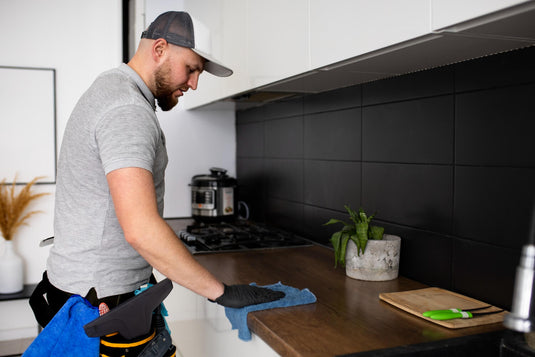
[{"xmin": 32, "ymin": 11, "xmax": 283, "ymax": 354}]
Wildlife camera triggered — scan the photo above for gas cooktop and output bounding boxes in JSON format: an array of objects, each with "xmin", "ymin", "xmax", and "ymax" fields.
[{"xmin": 176, "ymin": 220, "xmax": 313, "ymax": 254}]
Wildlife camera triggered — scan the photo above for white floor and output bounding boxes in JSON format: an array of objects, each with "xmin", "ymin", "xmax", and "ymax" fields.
[{"xmin": 0, "ymin": 337, "xmax": 32, "ymax": 356}]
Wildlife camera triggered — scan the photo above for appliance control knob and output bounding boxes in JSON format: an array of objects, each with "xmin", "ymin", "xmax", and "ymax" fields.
[{"xmin": 178, "ymin": 230, "xmax": 197, "ymax": 242}]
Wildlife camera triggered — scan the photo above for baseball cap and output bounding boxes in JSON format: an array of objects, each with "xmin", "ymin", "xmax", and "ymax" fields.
[{"xmin": 141, "ymin": 11, "xmax": 233, "ymax": 77}]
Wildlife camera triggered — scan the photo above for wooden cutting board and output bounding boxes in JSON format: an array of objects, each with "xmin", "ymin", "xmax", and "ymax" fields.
[{"xmin": 379, "ymin": 287, "xmax": 507, "ymax": 329}]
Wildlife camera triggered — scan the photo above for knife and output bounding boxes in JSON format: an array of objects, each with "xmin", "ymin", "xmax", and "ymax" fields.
[
  {"xmin": 429, "ymin": 309, "xmax": 504, "ymax": 320},
  {"xmin": 423, "ymin": 306, "xmax": 504, "ymax": 320},
  {"xmin": 422, "ymin": 305, "xmax": 491, "ymax": 317}
]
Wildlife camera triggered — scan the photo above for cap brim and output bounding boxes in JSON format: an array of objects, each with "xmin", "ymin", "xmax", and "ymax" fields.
[{"xmin": 192, "ymin": 49, "xmax": 233, "ymax": 77}]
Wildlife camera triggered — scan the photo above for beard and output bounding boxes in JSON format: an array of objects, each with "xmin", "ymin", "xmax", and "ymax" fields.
[{"xmin": 154, "ymin": 62, "xmax": 178, "ymax": 111}]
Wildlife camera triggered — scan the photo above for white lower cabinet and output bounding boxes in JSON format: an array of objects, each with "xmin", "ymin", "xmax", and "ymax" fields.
[{"xmin": 164, "ymin": 282, "xmax": 279, "ymax": 357}]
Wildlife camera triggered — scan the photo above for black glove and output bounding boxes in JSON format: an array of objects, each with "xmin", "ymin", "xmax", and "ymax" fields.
[{"xmin": 211, "ymin": 284, "xmax": 285, "ymax": 308}]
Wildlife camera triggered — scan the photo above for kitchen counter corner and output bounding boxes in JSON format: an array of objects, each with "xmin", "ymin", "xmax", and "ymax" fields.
[{"xmin": 192, "ymin": 245, "xmax": 506, "ymax": 356}]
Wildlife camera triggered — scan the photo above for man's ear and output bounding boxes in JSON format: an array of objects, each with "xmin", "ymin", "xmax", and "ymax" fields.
[{"xmin": 152, "ymin": 39, "xmax": 168, "ymax": 62}]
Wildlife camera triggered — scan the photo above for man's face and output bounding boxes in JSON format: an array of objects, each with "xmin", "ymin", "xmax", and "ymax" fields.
[{"xmin": 154, "ymin": 46, "xmax": 203, "ymax": 111}]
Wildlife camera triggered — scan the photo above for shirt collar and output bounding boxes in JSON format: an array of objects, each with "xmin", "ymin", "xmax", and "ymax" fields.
[{"xmin": 118, "ymin": 63, "xmax": 156, "ymax": 111}]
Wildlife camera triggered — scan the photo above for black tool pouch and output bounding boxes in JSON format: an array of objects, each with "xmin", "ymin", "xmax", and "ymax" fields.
[{"xmin": 84, "ymin": 278, "xmax": 176, "ymax": 357}]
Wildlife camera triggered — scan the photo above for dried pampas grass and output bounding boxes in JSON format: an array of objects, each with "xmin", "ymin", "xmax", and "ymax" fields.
[{"xmin": 0, "ymin": 176, "xmax": 50, "ymax": 241}]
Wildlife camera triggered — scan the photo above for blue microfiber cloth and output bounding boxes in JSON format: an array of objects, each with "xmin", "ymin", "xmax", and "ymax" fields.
[
  {"xmin": 23, "ymin": 295, "xmax": 99, "ymax": 357},
  {"xmin": 225, "ymin": 282, "xmax": 316, "ymax": 341}
]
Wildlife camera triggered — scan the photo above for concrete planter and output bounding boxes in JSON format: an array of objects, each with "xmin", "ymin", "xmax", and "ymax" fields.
[{"xmin": 345, "ymin": 234, "xmax": 401, "ymax": 281}]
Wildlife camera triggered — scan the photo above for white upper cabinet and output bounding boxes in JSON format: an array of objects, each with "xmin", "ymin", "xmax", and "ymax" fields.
[
  {"xmin": 182, "ymin": 0, "xmax": 535, "ymax": 109},
  {"xmin": 431, "ymin": 0, "xmax": 531, "ymax": 30},
  {"xmin": 247, "ymin": 0, "xmax": 309, "ymax": 88},
  {"xmin": 181, "ymin": 0, "xmax": 249, "ymax": 109},
  {"xmin": 309, "ymin": 0, "xmax": 430, "ymax": 70}
]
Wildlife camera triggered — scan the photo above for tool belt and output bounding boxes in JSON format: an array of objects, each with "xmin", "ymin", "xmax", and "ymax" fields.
[
  {"xmin": 29, "ymin": 272, "xmax": 176, "ymax": 357},
  {"xmin": 29, "ymin": 272, "xmax": 135, "ymax": 328}
]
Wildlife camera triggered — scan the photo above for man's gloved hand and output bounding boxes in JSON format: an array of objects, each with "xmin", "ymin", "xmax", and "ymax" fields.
[{"xmin": 211, "ymin": 284, "xmax": 285, "ymax": 308}]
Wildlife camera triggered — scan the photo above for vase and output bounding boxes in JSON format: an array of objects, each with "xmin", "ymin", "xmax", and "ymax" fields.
[
  {"xmin": 0, "ymin": 240, "xmax": 24, "ymax": 294},
  {"xmin": 345, "ymin": 234, "xmax": 401, "ymax": 281}
]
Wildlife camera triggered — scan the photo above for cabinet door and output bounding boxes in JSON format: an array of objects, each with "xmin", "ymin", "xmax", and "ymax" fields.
[
  {"xmin": 247, "ymin": 0, "xmax": 309, "ymax": 87},
  {"xmin": 431, "ymin": 0, "xmax": 530, "ymax": 30},
  {"xmin": 309, "ymin": 0, "xmax": 430, "ymax": 70}
]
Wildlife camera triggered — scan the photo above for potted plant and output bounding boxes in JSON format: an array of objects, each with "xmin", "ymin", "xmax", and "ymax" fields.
[
  {"xmin": 0, "ymin": 176, "xmax": 49, "ymax": 293},
  {"xmin": 324, "ymin": 205, "xmax": 401, "ymax": 281}
]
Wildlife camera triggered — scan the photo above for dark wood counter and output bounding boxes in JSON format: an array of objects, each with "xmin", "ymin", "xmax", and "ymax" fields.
[{"xmin": 193, "ymin": 245, "xmax": 505, "ymax": 357}]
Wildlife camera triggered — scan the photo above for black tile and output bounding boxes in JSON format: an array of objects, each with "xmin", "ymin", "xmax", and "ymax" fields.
[
  {"xmin": 264, "ymin": 159, "xmax": 303, "ymax": 202},
  {"xmin": 362, "ymin": 66, "xmax": 454, "ymax": 106},
  {"xmin": 265, "ymin": 116, "xmax": 303, "ymax": 158},
  {"xmin": 304, "ymin": 85, "xmax": 361, "ymax": 114},
  {"xmin": 304, "ymin": 160, "xmax": 361, "ymax": 211},
  {"xmin": 304, "ymin": 108, "xmax": 361, "ymax": 160},
  {"xmin": 237, "ymin": 158, "xmax": 266, "ymax": 220},
  {"xmin": 362, "ymin": 163, "xmax": 453, "ymax": 233},
  {"xmin": 455, "ymin": 83, "xmax": 535, "ymax": 166},
  {"xmin": 236, "ymin": 122, "xmax": 264, "ymax": 158},
  {"xmin": 452, "ymin": 239, "xmax": 520, "ymax": 310},
  {"xmin": 262, "ymin": 96, "xmax": 303, "ymax": 120},
  {"xmin": 265, "ymin": 198, "xmax": 304, "ymax": 235},
  {"xmin": 379, "ymin": 223, "xmax": 452, "ymax": 288},
  {"xmin": 362, "ymin": 96, "xmax": 454, "ymax": 164},
  {"xmin": 237, "ymin": 189, "xmax": 265, "ymax": 221},
  {"xmin": 237, "ymin": 158, "xmax": 264, "ymax": 191},
  {"xmin": 453, "ymin": 166, "xmax": 535, "ymax": 248},
  {"xmin": 236, "ymin": 106, "xmax": 265, "ymax": 124},
  {"xmin": 303, "ymin": 205, "xmax": 348, "ymax": 246},
  {"xmin": 455, "ymin": 46, "xmax": 535, "ymax": 92}
]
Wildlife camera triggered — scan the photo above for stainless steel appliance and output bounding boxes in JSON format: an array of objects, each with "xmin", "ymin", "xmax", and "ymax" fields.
[
  {"xmin": 190, "ymin": 167, "xmax": 237, "ymax": 221},
  {"xmin": 177, "ymin": 220, "xmax": 313, "ymax": 254}
]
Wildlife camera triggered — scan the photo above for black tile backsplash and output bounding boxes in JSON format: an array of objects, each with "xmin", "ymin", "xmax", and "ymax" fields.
[
  {"xmin": 362, "ymin": 96, "xmax": 454, "ymax": 164},
  {"xmin": 265, "ymin": 116, "xmax": 303, "ymax": 159},
  {"xmin": 304, "ymin": 108, "xmax": 361, "ymax": 160},
  {"xmin": 361, "ymin": 66, "xmax": 454, "ymax": 106},
  {"xmin": 454, "ymin": 166, "xmax": 535, "ymax": 248},
  {"xmin": 455, "ymin": 83, "xmax": 535, "ymax": 166},
  {"xmin": 264, "ymin": 159, "xmax": 304, "ymax": 202},
  {"xmin": 455, "ymin": 45, "xmax": 535, "ymax": 92},
  {"xmin": 236, "ymin": 46, "xmax": 535, "ymax": 310},
  {"xmin": 362, "ymin": 163, "xmax": 453, "ymax": 234},
  {"xmin": 304, "ymin": 160, "xmax": 361, "ymax": 210}
]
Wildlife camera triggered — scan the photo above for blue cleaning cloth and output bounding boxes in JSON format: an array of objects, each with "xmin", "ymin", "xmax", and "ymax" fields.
[
  {"xmin": 225, "ymin": 282, "xmax": 317, "ymax": 341},
  {"xmin": 23, "ymin": 295, "xmax": 99, "ymax": 357}
]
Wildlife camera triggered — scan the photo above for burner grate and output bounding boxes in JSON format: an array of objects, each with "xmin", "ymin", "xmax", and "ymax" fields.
[{"xmin": 178, "ymin": 221, "xmax": 312, "ymax": 254}]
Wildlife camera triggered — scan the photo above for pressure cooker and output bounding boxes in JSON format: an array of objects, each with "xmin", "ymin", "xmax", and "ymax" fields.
[{"xmin": 190, "ymin": 167, "xmax": 238, "ymax": 221}]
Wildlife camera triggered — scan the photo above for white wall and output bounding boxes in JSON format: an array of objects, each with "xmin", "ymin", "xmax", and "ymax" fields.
[{"xmin": 0, "ymin": 0, "xmax": 236, "ymax": 340}]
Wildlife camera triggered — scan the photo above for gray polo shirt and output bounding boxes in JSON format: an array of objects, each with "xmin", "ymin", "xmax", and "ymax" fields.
[{"xmin": 47, "ymin": 64, "xmax": 168, "ymax": 298}]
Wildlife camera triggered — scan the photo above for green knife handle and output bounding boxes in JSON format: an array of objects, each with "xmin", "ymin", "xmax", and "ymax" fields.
[
  {"xmin": 422, "ymin": 308, "xmax": 461, "ymax": 317},
  {"xmin": 429, "ymin": 311, "xmax": 473, "ymax": 320}
]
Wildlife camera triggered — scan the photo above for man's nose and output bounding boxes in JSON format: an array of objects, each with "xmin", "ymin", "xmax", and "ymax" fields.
[{"xmin": 188, "ymin": 72, "xmax": 200, "ymax": 90}]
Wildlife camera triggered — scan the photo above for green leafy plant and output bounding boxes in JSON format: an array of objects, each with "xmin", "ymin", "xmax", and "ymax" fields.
[{"xmin": 324, "ymin": 206, "xmax": 384, "ymax": 267}]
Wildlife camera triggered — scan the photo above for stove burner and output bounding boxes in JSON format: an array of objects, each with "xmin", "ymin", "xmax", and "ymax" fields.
[{"xmin": 178, "ymin": 221, "xmax": 312, "ymax": 254}]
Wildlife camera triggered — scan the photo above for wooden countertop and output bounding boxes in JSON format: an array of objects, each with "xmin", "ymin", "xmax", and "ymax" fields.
[{"xmin": 193, "ymin": 245, "xmax": 505, "ymax": 357}]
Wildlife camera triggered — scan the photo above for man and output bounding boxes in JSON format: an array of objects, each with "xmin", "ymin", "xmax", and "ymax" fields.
[{"xmin": 32, "ymin": 10, "xmax": 283, "ymax": 346}]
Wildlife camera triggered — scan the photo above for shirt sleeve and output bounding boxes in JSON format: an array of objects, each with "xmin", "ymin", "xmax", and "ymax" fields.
[{"xmin": 95, "ymin": 105, "xmax": 161, "ymax": 175}]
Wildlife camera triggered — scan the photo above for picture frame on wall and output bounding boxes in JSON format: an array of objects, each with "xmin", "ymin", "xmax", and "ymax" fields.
[{"xmin": 0, "ymin": 66, "xmax": 56, "ymax": 184}]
